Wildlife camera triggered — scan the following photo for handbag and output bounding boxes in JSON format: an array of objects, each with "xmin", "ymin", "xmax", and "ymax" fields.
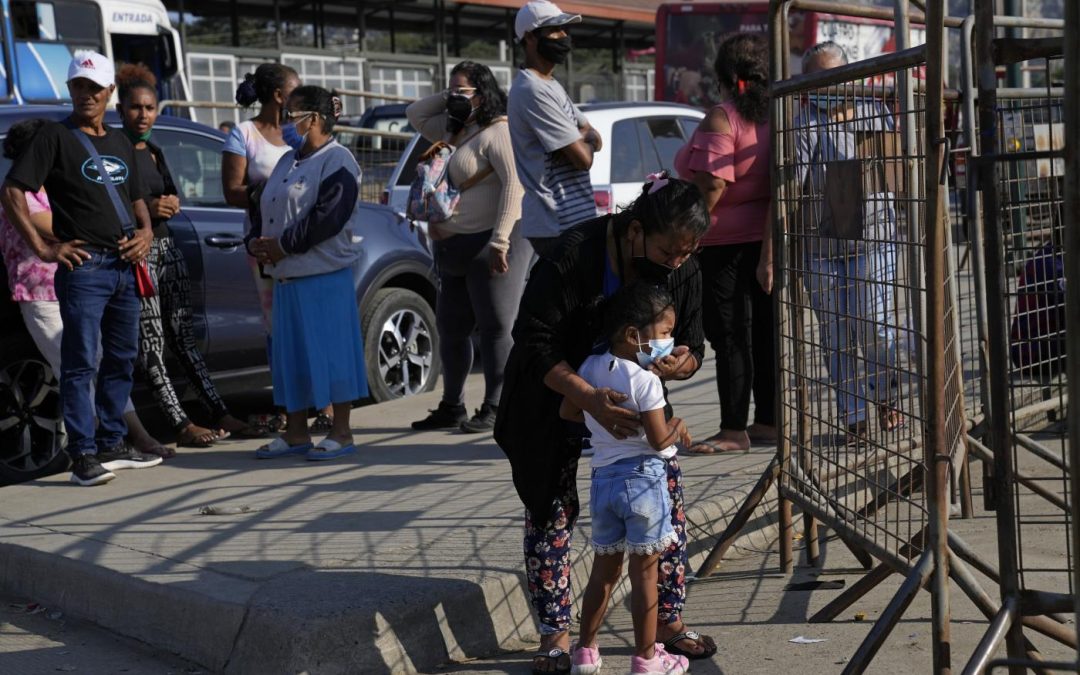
[
  {"xmin": 405, "ymin": 120, "xmax": 504, "ymax": 225},
  {"xmin": 64, "ymin": 120, "xmax": 156, "ymax": 298}
]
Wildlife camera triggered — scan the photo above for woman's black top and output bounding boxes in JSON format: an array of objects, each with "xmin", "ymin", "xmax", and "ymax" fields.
[
  {"xmin": 494, "ymin": 216, "xmax": 705, "ymax": 525},
  {"xmin": 134, "ymin": 140, "xmax": 178, "ymax": 239}
]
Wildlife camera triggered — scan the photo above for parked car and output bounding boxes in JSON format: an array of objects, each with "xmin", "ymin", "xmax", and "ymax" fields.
[
  {"xmin": 0, "ymin": 107, "xmax": 439, "ymax": 484},
  {"xmin": 381, "ymin": 101, "xmax": 706, "ymax": 216}
]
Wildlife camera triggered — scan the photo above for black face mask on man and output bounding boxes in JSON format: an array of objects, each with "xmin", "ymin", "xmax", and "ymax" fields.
[
  {"xmin": 445, "ymin": 94, "xmax": 474, "ymax": 134},
  {"xmin": 536, "ymin": 34, "xmax": 573, "ymax": 65}
]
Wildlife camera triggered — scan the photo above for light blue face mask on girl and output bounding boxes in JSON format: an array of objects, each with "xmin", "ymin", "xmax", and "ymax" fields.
[{"xmin": 635, "ymin": 337, "xmax": 675, "ymax": 368}]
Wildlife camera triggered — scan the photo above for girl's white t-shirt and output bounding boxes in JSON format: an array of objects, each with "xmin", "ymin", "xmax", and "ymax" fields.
[
  {"xmin": 222, "ymin": 120, "xmax": 292, "ymax": 234},
  {"xmin": 578, "ymin": 352, "xmax": 677, "ymax": 467}
]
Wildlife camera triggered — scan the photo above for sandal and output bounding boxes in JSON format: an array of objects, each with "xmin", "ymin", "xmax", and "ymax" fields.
[
  {"xmin": 531, "ymin": 647, "xmax": 571, "ymax": 675},
  {"xmin": 662, "ymin": 630, "xmax": 718, "ymax": 660},
  {"xmin": 310, "ymin": 413, "xmax": 334, "ymax": 434},
  {"xmin": 218, "ymin": 417, "xmax": 268, "ymax": 439},
  {"xmin": 877, "ymin": 403, "xmax": 905, "ymax": 432},
  {"xmin": 177, "ymin": 424, "xmax": 221, "ymax": 448}
]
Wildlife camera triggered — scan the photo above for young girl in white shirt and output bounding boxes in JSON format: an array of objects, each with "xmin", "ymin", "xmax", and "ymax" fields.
[{"xmin": 560, "ymin": 282, "xmax": 692, "ymax": 675}]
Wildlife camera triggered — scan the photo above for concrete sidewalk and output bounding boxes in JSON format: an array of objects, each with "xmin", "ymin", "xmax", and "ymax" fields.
[{"xmin": 0, "ymin": 359, "xmax": 780, "ymax": 674}]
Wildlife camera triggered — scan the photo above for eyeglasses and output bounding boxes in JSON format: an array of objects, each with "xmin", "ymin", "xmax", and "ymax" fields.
[
  {"xmin": 283, "ymin": 110, "xmax": 317, "ymax": 122},
  {"xmin": 444, "ymin": 87, "xmax": 477, "ymax": 98}
]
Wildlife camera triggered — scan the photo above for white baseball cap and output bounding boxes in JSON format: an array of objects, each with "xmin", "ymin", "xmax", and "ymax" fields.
[
  {"xmin": 515, "ymin": 1, "xmax": 582, "ymax": 42},
  {"xmin": 66, "ymin": 50, "xmax": 114, "ymax": 88}
]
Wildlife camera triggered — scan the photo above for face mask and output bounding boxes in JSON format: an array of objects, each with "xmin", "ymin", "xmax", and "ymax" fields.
[
  {"xmin": 123, "ymin": 127, "xmax": 152, "ymax": 144},
  {"xmin": 446, "ymin": 94, "xmax": 474, "ymax": 134},
  {"xmin": 631, "ymin": 235, "xmax": 676, "ymax": 283},
  {"xmin": 537, "ymin": 34, "xmax": 573, "ymax": 65},
  {"xmin": 281, "ymin": 122, "xmax": 303, "ymax": 150},
  {"xmin": 634, "ymin": 336, "xmax": 675, "ymax": 369}
]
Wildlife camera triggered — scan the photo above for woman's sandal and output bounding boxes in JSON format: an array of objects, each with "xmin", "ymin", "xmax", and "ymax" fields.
[
  {"xmin": 310, "ymin": 413, "xmax": 334, "ymax": 434},
  {"xmin": 218, "ymin": 418, "xmax": 268, "ymax": 439},
  {"xmin": 177, "ymin": 424, "xmax": 223, "ymax": 448},
  {"xmin": 662, "ymin": 630, "xmax": 718, "ymax": 660},
  {"xmin": 531, "ymin": 648, "xmax": 571, "ymax": 675}
]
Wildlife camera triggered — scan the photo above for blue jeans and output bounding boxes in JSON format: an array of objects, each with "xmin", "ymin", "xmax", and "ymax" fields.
[
  {"xmin": 590, "ymin": 455, "xmax": 676, "ymax": 556},
  {"xmin": 55, "ymin": 251, "xmax": 141, "ymax": 457},
  {"xmin": 805, "ymin": 242, "xmax": 899, "ymax": 426}
]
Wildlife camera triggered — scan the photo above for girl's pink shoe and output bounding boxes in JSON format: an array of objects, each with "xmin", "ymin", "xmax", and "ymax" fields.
[
  {"xmin": 570, "ymin": 642, "xmax": 603, "ymax": 675},
  {"xmin": 629, "ymin": 643, "xmax": 689, "ymax": 675}
]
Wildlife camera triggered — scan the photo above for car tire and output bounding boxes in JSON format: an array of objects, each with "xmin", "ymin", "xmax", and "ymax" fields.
[
  {"xmin": 361, "ymin": 287, "xmax": 440, "ymax": 402},
  {"xmin": 0, "ymin": 334, "xmax": 68, "ymax": 485}
]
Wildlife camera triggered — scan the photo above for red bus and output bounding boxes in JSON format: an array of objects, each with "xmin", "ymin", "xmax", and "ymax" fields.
[{"xmin": 655, "ymin": 2, "xmax": 925, "ymax": 107}]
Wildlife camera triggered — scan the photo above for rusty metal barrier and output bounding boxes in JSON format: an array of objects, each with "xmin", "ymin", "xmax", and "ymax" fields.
[{"xmin": 961, "ymin": 1, "xmax": 1080, "ymax": 671}]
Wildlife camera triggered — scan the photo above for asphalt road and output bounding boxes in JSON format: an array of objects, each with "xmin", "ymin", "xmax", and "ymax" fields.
[{"xmin": 0, "ymin": 593, "xmax": 202, "ymax": 675}]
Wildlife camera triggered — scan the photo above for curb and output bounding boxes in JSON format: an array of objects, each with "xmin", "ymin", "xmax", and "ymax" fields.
[{"xmin": 0, "ymin": 467, "xmax": 779, "ymax": 674}]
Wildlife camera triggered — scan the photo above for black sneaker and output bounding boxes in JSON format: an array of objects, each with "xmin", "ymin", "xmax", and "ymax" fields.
[
  {"xmin": 70, "ymin": 454, "xmax": 117, "ymax": 486},
  {"xmin": 411, "ymin": 402, "xmax": 467, "ymax": 431},
  {"xmin": 460, "ymin": 403, "xmax": 498, "ymax": 434},
  {"xmin": 98, "ymin": 444, "xmax": 163, "ymax": 471}
]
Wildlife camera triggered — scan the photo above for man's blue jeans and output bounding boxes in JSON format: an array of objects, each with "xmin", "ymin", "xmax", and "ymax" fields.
[
  {"xmin": 805, "ymin": 241, "xmax": 899, "ymax": 427},
  {"xmin": 54, "ymin": 251, "xmax": 140, "ymax": 458}
]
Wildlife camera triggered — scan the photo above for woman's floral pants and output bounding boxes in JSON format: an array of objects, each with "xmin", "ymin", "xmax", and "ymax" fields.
[{"xmin": 523, "ymin": 454, "xmax": 689, "ymax": 634}]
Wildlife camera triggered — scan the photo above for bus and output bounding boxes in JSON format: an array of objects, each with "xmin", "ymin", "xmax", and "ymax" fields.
[
  {"xmin": 0, "ymin": 0, "xmax": 189, "ymax": 105},
  {"xmin": 656, "ymin": 1, "xmax": 925, "ymax": 107}
]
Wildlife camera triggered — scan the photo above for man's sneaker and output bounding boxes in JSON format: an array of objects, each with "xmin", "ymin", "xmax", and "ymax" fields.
[
  {"xmin": 70, "ymin": 454, "xmax": 116, "ymax": 486},
  {"xmin": 98, "ymin": 444, "xmax": 163, "ymax": 471},
  {"xmin": 630, "ymin": 644, "xmax": 689, "ymax": 675},
  {"xmin": 459, "ymin": 403, "xmax": 498, "ymax": 434},
  {"xmin": 411, "ymin": 402, "xmax": 467, "ymax": 431},
  {"xmin": 570, "ymin": 642, "xmax": 602, "ymax": 675}
]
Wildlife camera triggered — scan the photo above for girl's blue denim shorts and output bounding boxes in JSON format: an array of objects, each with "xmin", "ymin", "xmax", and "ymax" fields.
[{"xmin": 589, "ymin": 455, "xmax": 677, "ymax": 556}]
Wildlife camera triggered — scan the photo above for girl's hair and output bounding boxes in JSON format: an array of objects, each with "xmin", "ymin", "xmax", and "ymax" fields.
[
  {"xmin": 116, "ymin": 62, "xmax": 157, "ymax": 104},
  {"xmin": 288, "ymin": 85, "xmax": 342, "ymax": 133},
  {"xmin": 3, "ymin": 118, "xmax": 47, "ymax": 160},
  {"xmin": 235, "ymin": 63, "xmax": 298, "ymax": 108},
  {"xmin": 713, "ymin": 33, "xmax": 769, "ymax": 125},
  {"xmin": 603, "ymin": 281, "xmax": 676, "ymax": 346},
  {"xmin": 613, "ymin": 173, "xmax": 710, "ymax": 241},
  {"xmin": 448, "ymin": 60, "xmax": 508, "ymax": 127}
]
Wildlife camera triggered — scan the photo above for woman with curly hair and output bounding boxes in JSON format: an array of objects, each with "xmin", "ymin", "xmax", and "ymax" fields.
[
  {"xmin": 675, "ymin": 32, "xmax": 777, "ymax": 454},
  {"xmin": 406, "ymin": 61, "xmax": 528, "ymax": 434},
  {"xmin": 115, "ymin": 63, "xmax": 263, "ymax": 447}
]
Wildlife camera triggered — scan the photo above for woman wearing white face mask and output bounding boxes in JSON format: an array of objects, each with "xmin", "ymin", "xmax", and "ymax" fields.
[{"xmin": 406, "ymin": 61, "xmax": 528, "ymax": 434}]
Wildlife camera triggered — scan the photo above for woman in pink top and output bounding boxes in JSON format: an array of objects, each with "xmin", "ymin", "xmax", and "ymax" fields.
[{"xmin": 674, "ymin": 33, "xmax": 776, "ymax": 453}]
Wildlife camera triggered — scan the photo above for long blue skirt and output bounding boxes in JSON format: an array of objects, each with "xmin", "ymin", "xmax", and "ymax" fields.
[{"xmin": 271, "ymin": 266, "xmax": 368, "ymax": 413}]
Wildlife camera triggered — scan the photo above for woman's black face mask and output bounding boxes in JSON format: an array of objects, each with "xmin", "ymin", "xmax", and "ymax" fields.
[
  {"xmin": 632, "ymin": 236, "xmax": 675, "ymax": 283},
  {"xmin": 445, "ymin": 94, "xmax": 474, "ymax": 133},
  {"xmin": 536, "ymin": 34, "xmax": 573, "ymax": 65}
]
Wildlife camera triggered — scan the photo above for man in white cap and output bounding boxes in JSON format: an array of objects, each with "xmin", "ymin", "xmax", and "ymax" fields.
[
  {"xmin": 1, "ymin": 50, "xmax": 159, "ymax": 486},
  {"xmin": 508, "ymin": 0, "xmax": 602, "ymax": 258}
]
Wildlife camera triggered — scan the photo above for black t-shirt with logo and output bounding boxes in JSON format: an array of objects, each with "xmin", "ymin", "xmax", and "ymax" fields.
[{"xmin": 7, "ymin": 120, "xmax": 144, "ymax": 249}]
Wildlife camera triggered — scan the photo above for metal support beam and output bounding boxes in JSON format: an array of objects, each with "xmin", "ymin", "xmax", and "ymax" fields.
[{"xmin": 229, "ymin": 0, "xmax": 240, "ymax": 47}]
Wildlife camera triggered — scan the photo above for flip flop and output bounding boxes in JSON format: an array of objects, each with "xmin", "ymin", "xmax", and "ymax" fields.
[
  {"xmin": 306, "ymin": 438, "xmax": 357, "ymax": 461},
  {"xmin": 531, "ymin": 648, "xmax": 571, "ymax": 675},
  {"xmin": 255, "ymin": 437, "xmax": 314, "ymax": 459},
  {"xmin": 687, "ymin": 437, "xmax": 747, "ymax": 455},
  {"xmin": 662, "ymin": 630, "xmax": 718, "ymax": 660}
]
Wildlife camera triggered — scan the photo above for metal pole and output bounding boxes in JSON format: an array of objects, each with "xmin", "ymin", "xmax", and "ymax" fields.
[
  {"xmin": 177, "ymin": 0, "xmax": 187, "ymax": 50},
  {"xmin": 229, "ymin": 0, "xmax": 240, "ymax": 47},
  {"xmin": 1062, "ymin": 0, "xmax": 1080, "ymax": 646},
  {"xmin": 923, "ymin": 0, "xmax": 951, "ymax": 669},
  {"xmin": 973, "ymin": 0, "xmax": 1027, "ymax": 669},
  {"xmin": 273, "ymin": 0, "xmax": 283, "ymax": 50}
]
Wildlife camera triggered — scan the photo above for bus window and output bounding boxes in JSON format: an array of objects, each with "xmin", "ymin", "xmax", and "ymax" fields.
[{"xmin": 11, "ymin": 0, "xmax": 103, "ymax": 101}]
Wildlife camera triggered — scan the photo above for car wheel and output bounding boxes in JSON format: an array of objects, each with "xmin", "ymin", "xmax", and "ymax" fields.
[
  {"xmin": 361, "ymin": 288, "xmax": 440, "ymax": 402},
  {"xmin": 0, "ymin": 335, "xmax": 68, "ymax": 485}
]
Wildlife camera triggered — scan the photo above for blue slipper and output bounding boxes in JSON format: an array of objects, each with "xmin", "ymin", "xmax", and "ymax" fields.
[
  {"xmin": 306, "ymin": 439, "xmax": 357, "ymax": 461},
  {"xmin": 256, "ymin": 438, "xmax": 314, "ymax": 459}
]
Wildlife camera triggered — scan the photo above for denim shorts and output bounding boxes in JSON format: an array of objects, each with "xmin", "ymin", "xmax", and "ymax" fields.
[{"xmin": 589, "ymin": 455, "xmax": 677, "ymax": 556}]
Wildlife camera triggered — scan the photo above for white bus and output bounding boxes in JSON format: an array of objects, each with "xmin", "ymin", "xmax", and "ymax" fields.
[{"xmin": 0, "ymin": 0, "xmax": 189, "ymax": 104}]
